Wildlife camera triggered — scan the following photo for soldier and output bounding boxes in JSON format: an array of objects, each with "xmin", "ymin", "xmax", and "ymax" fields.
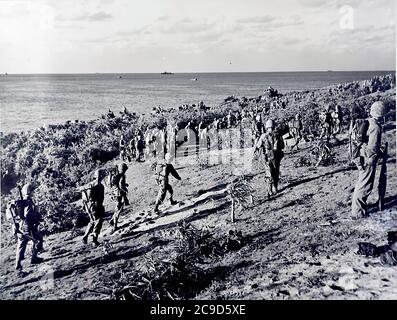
[
  {"xmin": 352, "ymin": 101, "xmax": 387, "ymax": 219},
  {"xmin": 252, "ymin": 114, "xmax": 265, "ymax": 146},
  {"xmin": 153, "ymin": 153, "xmax": 181, "ymax": 213},
  {"xmin": 136, "ymin": 133, "xmax": 145, "ymax": 162},
  {"xmin": 226, "ymin": 110, "xmax": 233, "ymax": 129},
  {"xmin": 129, "ymin": 135, "xmax": 136, "ymax": 160},
  {"xmin": 80, "ymin": 170, "xmax": 105, "ymax": 246},
  {"xmin": 255, "ymin": 119, "xmax": 285, "ymax": 196},
  {"xmin": 319, "ymin": 106, "xmax": 333, "ymax": 142},
  {"xmin": 110, "ymin": 162, "xmax": 129, "ymax": 232},
  {"xmin": 6, "ymin": 183, "xmax": 44, "ymax": 271},
  {"xmin": 290, "ymin": 114, "xmax": 303, "ymax": 150},
  {"xmin": 119, "ymin": 134, "xmax": 127, "ymax": 161},
  {"xmin": 331, "ymin": 105, "xmax": 343, "ymax": 137}
]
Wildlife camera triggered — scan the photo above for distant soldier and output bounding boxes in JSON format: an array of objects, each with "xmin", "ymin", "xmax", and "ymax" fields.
[
  {"xmin": 352, "ymin": 101, "xmax": 387, "ymax": 219},
  {"xmin": 235, "ymin": 110, "xmax": 242, "ymax": 127},
  {"xmin": 252, "ymin": 114, "xmax": 265, "ymax": 146},
  {"xmin": 213, "ymin": 118, "xmax": 220, "ymax": 132},
  {"xmin": 119, "ymin": 134, "xmax": 127, "ymax": 161},
  {"xmin": 331, "ymin": 105, "xmax": 343, "ymax": 137},
  {"xmin": 129, "ymin": 136, "xmax": 136, "ymax": 160},
  {"xmin": 110, "ymin": 162, "xmax": 129, "ymax": 232},
  {"xmin": 289, "ymin": 114, "xmax": 303, "ymax": 150},
  {"xmin": 80, "ymin": 170, "xmax": 105, "ymax": 246},
  {"xmin": 255, "ymin": 119, "xmax": 285, "ymax": 196},
  {"xmin": 319, "ymin": 106, "xmax": 333, "ymax": 142},
  {"xmin": 153, "ymin": 153, "xmax": 181, "ymax": 213},
  {"xmin": 6, "ymin": 183, "xmax": 44, "ymax": 271},
  {"xmin": 226, "ymin": 111, "xmax": 234, "ymax": 128},
  {"xmin": 136, "ymin": 133, "xmax": 145, "ymax": 162}
]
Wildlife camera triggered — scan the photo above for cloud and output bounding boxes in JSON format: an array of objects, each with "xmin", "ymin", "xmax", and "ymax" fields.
[
  {"xmin": 241, "ymin": 15, "xmax": 304, "ymax": 32},
  {"xmin": 88, "ymin": 11, "xmax": 113, "ymax": 21},
  {"xmin": 57, "ymin": 11, "xmax": 113, "ymax": 22},
  {"xmin": 236, "ymin": 15, "xmax": 276, "ymax": 24}
]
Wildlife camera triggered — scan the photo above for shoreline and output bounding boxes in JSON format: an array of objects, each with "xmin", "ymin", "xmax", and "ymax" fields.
[{"xmin": 1, "ymin": 72, "xmax": 395, "ymax": 136}]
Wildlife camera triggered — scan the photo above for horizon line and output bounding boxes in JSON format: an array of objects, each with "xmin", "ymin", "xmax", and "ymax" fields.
[{"xmin": 2, "ymin": 70, "xmax": 396, "ymax": 75}]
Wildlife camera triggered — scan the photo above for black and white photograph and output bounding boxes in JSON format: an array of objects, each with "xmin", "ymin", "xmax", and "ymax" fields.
[{"xmin": 0, "ymin": 0, "xmax": 396, "ymax": 304}]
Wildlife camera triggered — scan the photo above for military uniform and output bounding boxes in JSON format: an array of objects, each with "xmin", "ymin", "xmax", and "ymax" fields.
[
  {"xmin": 82, "ymin": 182, "xmax": 105, "ymax": 245},
  {"xmin": 110, "ymin": 167, "xmax": 128, "ymax": 230},
  {"xmin": 352, "ymin": 117, "xmax": 383, "ymax": 217},
  {"xmin": 331, "ymin": 110, "xmax": 342, "ymax": 135},
  {"xmin": 256, "ymin": 130, "xmax": 285, "ymax": 195},
  {"xmin": 290, "ymin": 116, "xmax": 303, "ymax": 149},
  {"xmin": 154, "ymin": 161, "xmax": 181, "ymax": 211},
  {"xmin": 319, "ymin": 111, "xmax": 332, "ymax": 142},
  {"xmin": 7, "ymin": 196, "xmax": 43, "ymax": 270}
]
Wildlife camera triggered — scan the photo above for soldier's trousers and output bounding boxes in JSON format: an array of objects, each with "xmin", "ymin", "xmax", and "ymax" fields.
[
  {"xmin": 83, "ymin": 217, "xmax": 103, "ymax": 240},
  {"xmin": 16, "ymin": 232, "xmax": 39, "ymax": 266},
  {"xmin": 352, "ymin": 163, "xmax": 377, "ymax": 217},
  {"xmin": 111, "ymin": 195, "xmax": 126, "ymax": 227},
  {"xmin": 264, "ymin": 159, "xmax": 282, "ymax": 190},
  {"xmin": 156, "ymin": 180, "xmax": 173, "ymax": 205},
  {"xmin": 84, "ymin": 206, "xmax": 104, "ymax": 240}
]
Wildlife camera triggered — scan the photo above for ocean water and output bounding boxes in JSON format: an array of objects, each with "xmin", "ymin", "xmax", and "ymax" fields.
[{"xmin": 0, "ymin": 71, "xmax": 393, "ymax": 133}]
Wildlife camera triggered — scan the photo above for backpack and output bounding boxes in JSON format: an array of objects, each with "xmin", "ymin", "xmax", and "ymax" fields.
[
  {"xmin": 154, "ymin": 162, "xmax": 167, "ymax": 182},
  {"xmin": 351, "ymin": 119, "xmax": 369, "ymax": 144}
]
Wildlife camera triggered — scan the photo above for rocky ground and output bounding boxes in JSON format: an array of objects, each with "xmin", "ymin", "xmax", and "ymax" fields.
[{"xmin": 0, "ymin": 85, "xmax": 396, "ymax": 300}]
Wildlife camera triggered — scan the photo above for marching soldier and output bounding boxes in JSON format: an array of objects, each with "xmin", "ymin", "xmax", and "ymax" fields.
[
  {"xmin": 352, "ymin": 101, "xmax": 387, "ymax": 219},
  {"xmin": 331, "ymin": 105, "xmax": 343, "ymax": 137},
  {"xmin": 153, "ymin": 153, "xmax": 181, "ymax": 213},
  {"xmin": 80, "ymin": 170, "xmax": 105, "ymax": 246},
  {"xmin": 319, "ymin": 106, "xmax": 333, "ymax": 142},
  {"xmin": 252, "ymin": 114, "xmax": 265, "ymax": 146},
  {"xmin": 255, "ymin": 119, "xmax": 285, "ymax": 196},
  {"xmin": 110, "ymin": 162, "xmax": 129, "ymax": 232},
  {"xmin": 290, "ymin": 114, "xmax": 303, "ymax": 150},
  {"xmin": 6, "ymin": 183, "xmax": 44, "ymax": 271},
  {"xmin": 119, "ymin": 134, "xmax": 127, "ymax": 161}
]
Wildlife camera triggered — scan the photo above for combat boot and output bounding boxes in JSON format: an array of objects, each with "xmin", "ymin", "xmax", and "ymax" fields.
[
  {"xmin": 15, "ymin": 262, "xmax": 22, "ymax": 271},
  {"xmin": 170, "ymin": 199, "xmax": 179, "ymax": 206},
  {"xmin": 90, "ymin": 235, "xmax": 100, "ymax": 247},
  {"xmin": 31, "ymin": 256, "xmax": 44, "ymax": 265}
]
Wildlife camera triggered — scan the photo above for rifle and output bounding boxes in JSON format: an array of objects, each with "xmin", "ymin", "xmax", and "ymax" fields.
[{"xmin": 378, "ymin": 142, "xmax": 388, "ymax": 211}]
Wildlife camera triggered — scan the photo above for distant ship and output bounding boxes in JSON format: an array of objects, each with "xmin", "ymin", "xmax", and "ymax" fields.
[
  {"xmin": 190, "ymin": 78, "xmax": 198, "ymax": 81},
  {"xmin": 161, "ymin": 71, "xmax": 173, "ymax": 75}
]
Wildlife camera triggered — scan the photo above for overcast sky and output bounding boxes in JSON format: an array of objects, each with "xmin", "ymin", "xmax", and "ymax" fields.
[{"xmin": 0, "ymin": 0, "xmax": 395, "ymax": 73}]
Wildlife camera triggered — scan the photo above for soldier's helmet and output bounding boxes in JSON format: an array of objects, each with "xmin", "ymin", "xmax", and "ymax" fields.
[
  {"xmin": 165, "ymin": 153, "xmax": 172, "ymax": 163},
  {"xmin": 118, "ymin": 162, "xmax": 128, "ymax": 173},
  {"xmin": 295, "ymin": 114, "xmax": 301, "ymax": 120},
  {"xmin": 265, "ymin": 119, "xmax": 275, "ymax": 129},
  {"xmin": 21, "ymin": 183, "xmax": 33, "ymax": 197},
  {"xmin": 370, "ymin": 101, "xmax": 387, "ymax": 119},
  {"xmin": 255, "ymin": 115, "xmax": 261, "ymax": 122}
]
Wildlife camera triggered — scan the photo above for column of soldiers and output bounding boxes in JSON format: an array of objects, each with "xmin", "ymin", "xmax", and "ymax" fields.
[{"xmin": 5, "ymin": 100, "xmax": 389, "ymax": 272}]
